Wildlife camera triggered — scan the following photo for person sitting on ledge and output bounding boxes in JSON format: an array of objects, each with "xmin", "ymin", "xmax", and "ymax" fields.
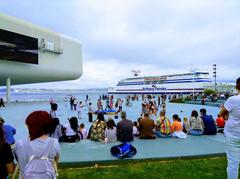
[
  {"xmin": 139, "ymin": 113, "xmax": 156, "ymax": 139},
  {"xmin": 79, "ymin": 123, "xmax": 88, "ymax": 140},
  {"xmin": 200, "ymin": 108, "xmax": 217, "ymax": 135},
  {"xmin": 105, "ymin": 118, "xmax": 117, "ymax": 143},
  {"xmin": 215, "ymin": 114, "xmax": 225, "ymax": 133},
  {"xmin": 90, "ymin": 113, "xmax": 106, "ymax": 142},
  {"xmin": 183, "ymin": 117, "xmax": 190, "ymax": 134},
  {"xmin": 117, "ymin": 111, "xmax": 133, "ymax": 142},
  {"xmin": 155, "ymin": 110, "xmax": 172, "ymax": 138},
  {"xmin": 189, "ymin": 110, "xmax": 204, "ymax": 136},
  {"xmin": 171, "ymin": 114, "xmax": 187, "ymax": 139},
  {"xmin": 49, "ymin": 118, "xmax": 63, "ymax": 141},
  {"xmin": 133, "ymin": 121, "xmax": 139, "ymax": 137},
  {"xmin": 61, "ymin": 117, "xmax": 81, "ymax": 143}
]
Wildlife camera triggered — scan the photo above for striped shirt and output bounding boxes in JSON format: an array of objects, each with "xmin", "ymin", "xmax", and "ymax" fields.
[{"xmin": 156, "ymin": 117, "xmax": 172, "ymax": 135}]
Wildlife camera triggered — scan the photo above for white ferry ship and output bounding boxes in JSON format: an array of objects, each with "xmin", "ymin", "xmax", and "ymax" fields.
[{"xmin": 108, "ymin": 71, "xmax": 212, "ymax": 94}]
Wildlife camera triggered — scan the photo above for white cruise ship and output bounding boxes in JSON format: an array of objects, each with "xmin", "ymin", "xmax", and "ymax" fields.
[{"xmin": 108, "ymin": 71, "xmax": 212, "ymax": 94}]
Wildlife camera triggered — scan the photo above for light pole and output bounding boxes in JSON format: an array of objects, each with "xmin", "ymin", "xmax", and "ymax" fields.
[{"xmin": 213, "ymin": 64, "xmax": 217, "ymax": 91}]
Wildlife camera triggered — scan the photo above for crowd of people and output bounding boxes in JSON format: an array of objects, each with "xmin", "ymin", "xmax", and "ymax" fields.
[
  {"xmin": 0, "ymin": 77, "xmax": 240, "ymax": 179},
  {"xmin": 0, "ymin": 106, "xmax": 225, "ymax": 178}
]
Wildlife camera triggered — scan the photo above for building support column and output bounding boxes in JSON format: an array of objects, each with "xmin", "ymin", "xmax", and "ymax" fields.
[{"xmin": 6, "ymin": 77, "xmax": 11, "ymax": 103}]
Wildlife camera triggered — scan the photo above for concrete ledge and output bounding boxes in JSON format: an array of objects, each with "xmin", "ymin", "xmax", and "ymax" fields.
[{"xmin": 59, "ymin": 134, "xmax": 225, "ymax": 168}]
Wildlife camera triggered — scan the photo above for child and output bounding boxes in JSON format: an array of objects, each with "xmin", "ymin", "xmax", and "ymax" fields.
[
  {"xmin": 216, "ymin": 114, "xmax": 225, "ymax": 133},
  {"xmin": 183, "ymin": 117, "xmax": 190, "ymax": 134},
  {"xmin": 171, "ymin": 114, "xmax": 187, "ymax": 139},
  {"xmin": 79, "ymin": 123, "xmax": 88, "ymax": 139},
  {"xmin": 105, "ymin": 119, "xmax": 117, "ymax": 143},
  {"xmin": 77, "ymin": 101, "xmax": 84, "ymax": 119},
  {"xmin": 133, "ymin": 121, "xmax": 139, "ymax": 136}
]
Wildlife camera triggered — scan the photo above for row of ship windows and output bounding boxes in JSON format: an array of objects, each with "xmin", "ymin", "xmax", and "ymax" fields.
[{"xmin": 117, "ymin": 80, "xmax": 211, "ymax": 86}]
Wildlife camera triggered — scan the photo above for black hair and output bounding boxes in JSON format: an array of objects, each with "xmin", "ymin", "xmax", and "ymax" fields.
[
  {"xmin": 107, "ymin": 119, "xmax": 116, "ymax": 129},
  {"xmin": 191, "ymin": 110, "xmax": 198, "ymax": 118},
  {"xmin": 51, "ymin": 103, "xmax": 58, "ymax": 111},
  {"xmin": 173, "ymin": 114, "xmax": 180, "ymax": 121},
  {"xmin": 236, "ymin": 77, "xmax": 240, "ymax": 90},
  {"xmin": 137, "ymin": 117, "xmax": 142, "ymax": 123},
  {"xmin": 0, "ymin": 123, "xmax": 5, "ymax": 144},
  {"xmin": 200, "ymin": 108, "xmax": 207, "ymax": 115},
  {"xmin": 69, "ymin": 117, "xmax": 79, "ymax": 132},
  {"xmin": 80, "ymin": 123, "xmax": 85, "ymax": 128},
  {"xmin": 133, "ymin": 121, "xmax": 138, "ymax": 126},
  {"xmin": 97, "ymin": 112, "xmax": 105, "ymax": 123},
  {"xmin": 50, "ymin": 118, "xmax": 60, "ymax": 135}
]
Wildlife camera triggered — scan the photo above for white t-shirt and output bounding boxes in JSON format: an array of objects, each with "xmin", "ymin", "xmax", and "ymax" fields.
[
  {"xmin": 133, "ymin": 126, "xmax": 138, "ymax": 135},
  {"xmin": 105, "ymin": 127, "xmax": 117, "ymax": 142},
  {"xmin": 64, "ymin": 123, "xmax": 77, "ymax": 136},
  {"xmin": 224, "ymin": 94, "xmax": 240, "ymax": 138},
  {"xmin": 81, "ymin": 128, "xmax": 88, "ymax": 139},
  {"xmin": 77, "ymin": 104, "xmax": 84, "ymax": 112}
]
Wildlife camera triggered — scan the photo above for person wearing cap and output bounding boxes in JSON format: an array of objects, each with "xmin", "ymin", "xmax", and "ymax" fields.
[{"xmin": 0, "ymin": 117, "xmax": 16, "ymax": 149}]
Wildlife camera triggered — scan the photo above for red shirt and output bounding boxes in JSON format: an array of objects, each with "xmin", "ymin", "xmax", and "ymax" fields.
[{"xmin": 216, "ymin": 117, "xmax": 225, "ymax": 127}]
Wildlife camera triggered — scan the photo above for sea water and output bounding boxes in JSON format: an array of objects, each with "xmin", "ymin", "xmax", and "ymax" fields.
[{"xmin": 0, "ymin": 91, "xmax": 221, "ymax": 140}]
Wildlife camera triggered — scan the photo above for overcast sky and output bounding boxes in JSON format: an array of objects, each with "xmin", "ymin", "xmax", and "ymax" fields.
[{"xmin": 0, "ymin": 0, "xmax": 240, "ymax": 89}]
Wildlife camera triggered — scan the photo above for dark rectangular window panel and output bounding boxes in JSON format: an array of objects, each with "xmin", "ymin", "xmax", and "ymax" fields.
[{"xmin": 0, "ymin": 29, "xmax": 38, "ymax": 64}]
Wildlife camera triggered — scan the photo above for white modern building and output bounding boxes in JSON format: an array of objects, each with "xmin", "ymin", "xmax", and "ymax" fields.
[{"xmin": 0, "ymin": 13, "xmax": 83, "ymax": 102}]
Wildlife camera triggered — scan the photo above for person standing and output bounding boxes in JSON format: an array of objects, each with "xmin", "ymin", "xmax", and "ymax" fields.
[
  {"xmin": 64, "ymin": 97, "xmax": 68, "ymax": 107},
  {"xmin": 88, "ymin": 103, "xmax": 94, "ymax": 122},
  {"xmin": 0, "ymin": 97, "xmax": 5, "ymax": 107},
  {"xmin": 0, "ymin": 117, "xmax": 16, "ymax": 149},
  {"xmin": 14, "ymin": 111, "xmax": 60, "ymax": 178},
  {"xmin": 118, "ymin": 99, "xmax": 123, "ymax": 112},
  {"xmin": 73, "ymin": 98, "xmax": 78, "ymax": 111},
  {"xmin": 50, "ymin": 103, "xmax": 58, "ymax": 119},
  {"xmin": 77, "ymin": 101, "xmax": 84, "ymax": 119},
  {"xmin": 219, "ymin": 77, "xmax": 240, "ymax": 179},
  {"xmin": 157, "ymin": 96, "xmax": 161, "ymax": 108},
  {"xmin": 70, "ymin": 96, "xmax": 74, "ymax": 111}
]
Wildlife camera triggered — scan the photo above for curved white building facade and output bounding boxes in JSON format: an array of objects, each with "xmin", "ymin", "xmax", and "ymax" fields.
[{"xmin": 0, "ymin": 13, "xmax": 82, "ymax": 86}]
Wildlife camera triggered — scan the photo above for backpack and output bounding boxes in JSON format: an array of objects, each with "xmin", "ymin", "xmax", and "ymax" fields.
[
  {"xmin": 111, "ymin": 143, "xmax": 137, "ymax": 159},
  {"xmin": 22, "ymin": 139, "xmax": 56, "ymax": 179}
]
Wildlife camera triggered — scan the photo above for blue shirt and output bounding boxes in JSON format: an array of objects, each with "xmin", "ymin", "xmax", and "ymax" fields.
[
  {"xmin": 3, "ymin": 124, "xmax": 16, "ymax": 145},
  {"xmin": 201, "ymin": 114, "xmax": 217, "ymax": 135}
]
